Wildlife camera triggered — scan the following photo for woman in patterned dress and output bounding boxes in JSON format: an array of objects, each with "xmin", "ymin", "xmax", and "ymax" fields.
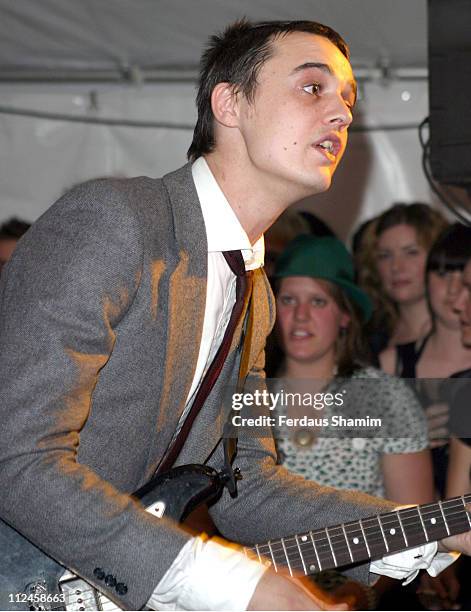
[
  {"xmin": 269, "ymin": 234, "xmax": 436, "ymax": 608},
  {"xmin": 270, "ymin": 234, "xmax": 434, "ymax": 502}
]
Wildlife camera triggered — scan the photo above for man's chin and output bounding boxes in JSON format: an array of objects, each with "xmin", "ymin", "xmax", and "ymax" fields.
[
  {"xmin": 300, "ymin": 168, "xmax": 334, "ymax": 196},
  {"xmin": 311, "ymin": 173, "xmax": 333, "ymax": 195}
]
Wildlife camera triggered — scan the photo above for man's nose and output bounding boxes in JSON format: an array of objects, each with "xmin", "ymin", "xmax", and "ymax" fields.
[{"xmin": 323, "ymin": 96, "xmax": 353, "ymax": 130}]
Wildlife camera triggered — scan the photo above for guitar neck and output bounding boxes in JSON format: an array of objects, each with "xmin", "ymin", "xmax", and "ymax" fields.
[{"xmin": 245, "ymin": 494, "xmax": 471, "ymax": 576}]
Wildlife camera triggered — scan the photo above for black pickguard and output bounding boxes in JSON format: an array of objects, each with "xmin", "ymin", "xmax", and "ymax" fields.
[{"xmin": 134, "ymin": 464, "xmax": 228, "ymax": 522}]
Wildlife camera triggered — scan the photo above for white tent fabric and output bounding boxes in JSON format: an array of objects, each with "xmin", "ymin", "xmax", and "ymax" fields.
[
  {"xmin": 0, "ymin": 0, "xmax": 427, "ymax": 76},
  {"xmin": 0, "ymin": 0, "xmax": 449, "ymax": 239},
  {"xmin": 0, "ymin": 78, "xmax": 436, "ymax": 239}
]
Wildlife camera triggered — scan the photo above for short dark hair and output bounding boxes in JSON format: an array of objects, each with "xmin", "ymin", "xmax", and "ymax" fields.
[
  {"xmin": 0, "ymin": 217, "xmax": 31, "ymax": 241},
  {"xmin": 426, "ymin": 223, "xmax": 471, "ymax": 275},
  {"xmin": 187, "ymin": 19, "xmax": 350, "ymax": 161}
]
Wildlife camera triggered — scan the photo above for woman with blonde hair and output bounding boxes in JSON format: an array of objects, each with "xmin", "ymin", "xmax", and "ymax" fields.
[{"xmin": 357, "ymin": 203, "xmax": 448, "ymax": 358}]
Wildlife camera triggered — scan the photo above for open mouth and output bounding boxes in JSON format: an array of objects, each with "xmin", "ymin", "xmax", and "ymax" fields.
[{"xmin": 313, "ymin": 134, "xmax": 341, "ymax": 161}]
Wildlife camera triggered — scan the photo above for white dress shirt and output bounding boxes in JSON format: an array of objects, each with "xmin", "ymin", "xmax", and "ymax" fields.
[
  {"xmin": 147, "ymin": 157, "xmax": 457, "ymax": 610},
  {"xmin": 148, "ymin": 157, "xmax": 266, "ymax": 611},
  {"xmin": 182, "ymin": 156, "xmax": 264, "ymax": 412}
]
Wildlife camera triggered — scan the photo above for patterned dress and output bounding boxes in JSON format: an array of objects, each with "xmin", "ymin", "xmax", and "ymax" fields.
[{"xmin": 274, "ymin": 367, "xmax": 429, "ymax": 498}]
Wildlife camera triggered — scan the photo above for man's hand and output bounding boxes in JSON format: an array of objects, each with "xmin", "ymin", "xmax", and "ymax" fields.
[
  {"xmin": 440, "ymin": 502, "xmax": 471, "ymax": 556},
  {"xmin": 247, "ymin": 569, "xmax": 350, "ymax": 611},
  {"xmin": 440, "ymin": 529, "xmax": 471, "ymax": 556}
]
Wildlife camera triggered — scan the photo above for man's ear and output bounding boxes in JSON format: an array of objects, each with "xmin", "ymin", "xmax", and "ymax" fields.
[{"xmin": 210, "ymin": 82, "xmax": 239, "ymax": 128}]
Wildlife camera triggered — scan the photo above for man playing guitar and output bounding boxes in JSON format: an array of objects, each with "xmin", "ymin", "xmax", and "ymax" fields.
[{"xmin": 0, "ymin": 18, "xmax": 470, "ymax": 611}]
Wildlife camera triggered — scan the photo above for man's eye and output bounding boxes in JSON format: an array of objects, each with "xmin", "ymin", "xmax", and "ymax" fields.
[{"xmin": 303, "ymin": 83, "xmax": 321, "ymax": 96}]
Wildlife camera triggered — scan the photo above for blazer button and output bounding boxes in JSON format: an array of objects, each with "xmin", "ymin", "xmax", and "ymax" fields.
[
  {"xmin": 105, "ymin": 574, "xmax": 117, "ymax": 588},
  {"xmin": 115, "ymin": 583, "xmax": 128, "ymax": 596},
  {"xmin": 93, "ymin": 568, "xmax": 105, "ymax": 580}
]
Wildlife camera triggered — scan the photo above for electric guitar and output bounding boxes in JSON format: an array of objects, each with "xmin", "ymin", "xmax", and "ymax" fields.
[{"xmin": 29, "ymin": 464, "xmax": 471, "ymax": 611}]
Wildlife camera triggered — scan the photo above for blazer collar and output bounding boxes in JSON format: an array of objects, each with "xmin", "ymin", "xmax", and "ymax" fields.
[{"xmin": 157, "ymin": 163, "xmax": 208, "ymax": 437}]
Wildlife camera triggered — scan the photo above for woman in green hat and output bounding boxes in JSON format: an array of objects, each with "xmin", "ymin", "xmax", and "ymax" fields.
[
  {"xmin": 267, "ymin": 235, "xmax": 437, "ymax": 607},
  {"xmin": 270, "ymin": 234, "xmax": 433, "ymax": 503}
]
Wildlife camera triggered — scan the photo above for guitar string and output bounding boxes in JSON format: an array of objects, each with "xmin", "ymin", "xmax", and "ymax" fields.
[
  {"xmin": 256, "ymin": 511, "xmax": 470, "ymax": 566},
  {"xmin": 254, "ymin": 503, "xmax": 470, "ymax": 559},
  {"xmin": 62, "ymin": 591, "xmax": 98, "ymax": 610},
  {"xmin": 57, "ymin": 495, "xmax": 471, "ymax": 597},
  {"xmin": 253, "ymin": 503, "xmax": 470, "ymax": 569},
  {"xmin": 254, "ymin": 527, "xmax": 466, "ymax": 573},
  {"xmin": 61, "ymin": 580, "xmax": 117, "ymax": 611},
  {"xmin": 62, "ymin": 585, "xmax": 99, "ymax": 604},
  {"xmin": 249, "ymin": 515, "xmax": 468, "ymax": 577},
  {"xmin": 255, "ymin": 519, "xmax": 466, "ymax": 565},
  {"xmin": 257, "ymin": 497, "xmax": 471, "ymax": 555},
  {"xmin": 251, "ymin": 512, "xmax": 466, "ymax": 577}
]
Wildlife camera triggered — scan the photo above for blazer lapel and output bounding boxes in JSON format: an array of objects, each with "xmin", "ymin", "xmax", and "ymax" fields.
[
  {"xmin": 153, "ymin": 164, "xmax": 207, "ymax": 446},
  {"xmin": 149, "ymin": 164, "xmax": 275, "ymax": 469}
]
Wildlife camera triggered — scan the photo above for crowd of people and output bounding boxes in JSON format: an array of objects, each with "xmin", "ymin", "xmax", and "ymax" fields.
[{"xmin": 264, "ymin": 205, "xmax": 471, "ymax": 609}]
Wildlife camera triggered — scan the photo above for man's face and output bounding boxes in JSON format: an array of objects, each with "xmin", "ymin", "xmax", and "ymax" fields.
[
  {"xmin": 454, "ymin": 259, "xmax": 471, "ymax": 347},
  {"xmin": 236, "ymin": 32, "xmax": 355, "ymax": 200}
]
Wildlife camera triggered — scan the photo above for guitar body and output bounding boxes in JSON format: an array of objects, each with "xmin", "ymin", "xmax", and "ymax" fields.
[
  {"xmin": 29, "ymin": 465, "xmax": 226, "ymax": 611},
  {"xmin": 15, "ymin": 464, "xmax": 471, "ymax": 611},
  {"xmin": 134, "ymin": 463, "xmax": 226, "ymax": 522}
]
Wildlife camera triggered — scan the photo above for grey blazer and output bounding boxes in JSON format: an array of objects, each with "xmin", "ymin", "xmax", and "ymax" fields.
[{"xmin": 0, "ymin": 163, "xmax": 394, "ymax": 610}]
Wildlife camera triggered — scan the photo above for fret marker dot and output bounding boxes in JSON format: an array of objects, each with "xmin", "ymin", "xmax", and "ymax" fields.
[
  {"xmin": 301, "ymin": 536, "xmax": 308, "ymax": 542},
  {"xmin": 389, "ymin": 528, "xmax": 396, "ymax": 535},
  {"xmin": 265, "ymin": 560, "xmax": 272, "ymax": 566},
  {"xmin": 353, "ymin": 537, "xmax": 359, "ymax": 544},
  {"xmin": 431, "ymin": 518, "xmax": 437, "ymax": 525},
  {"xmin": 309, "ymin": 564, "xmax": 316, "ymax": 571}
]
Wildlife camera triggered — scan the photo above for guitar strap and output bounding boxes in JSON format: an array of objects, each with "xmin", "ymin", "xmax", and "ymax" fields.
[{"xmin": 155, "ymin": 268, "xmax": 254, "ymax": 487}]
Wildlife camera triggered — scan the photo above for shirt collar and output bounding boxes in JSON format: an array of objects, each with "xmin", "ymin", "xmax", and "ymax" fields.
[{"xmin": 191, "ymin": 156, "xmax": 264, "ymax": 271}]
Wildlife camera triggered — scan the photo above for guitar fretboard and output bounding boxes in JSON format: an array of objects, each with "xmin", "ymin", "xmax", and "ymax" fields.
[{"xmin": 244, "ymin": 494, "xmax": 471, "ymax": 576}]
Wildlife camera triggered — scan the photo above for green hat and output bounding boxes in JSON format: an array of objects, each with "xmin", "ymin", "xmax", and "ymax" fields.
[{"xmin": 273, "ymin": 235, "xmax": 372, "ymax": 322}]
